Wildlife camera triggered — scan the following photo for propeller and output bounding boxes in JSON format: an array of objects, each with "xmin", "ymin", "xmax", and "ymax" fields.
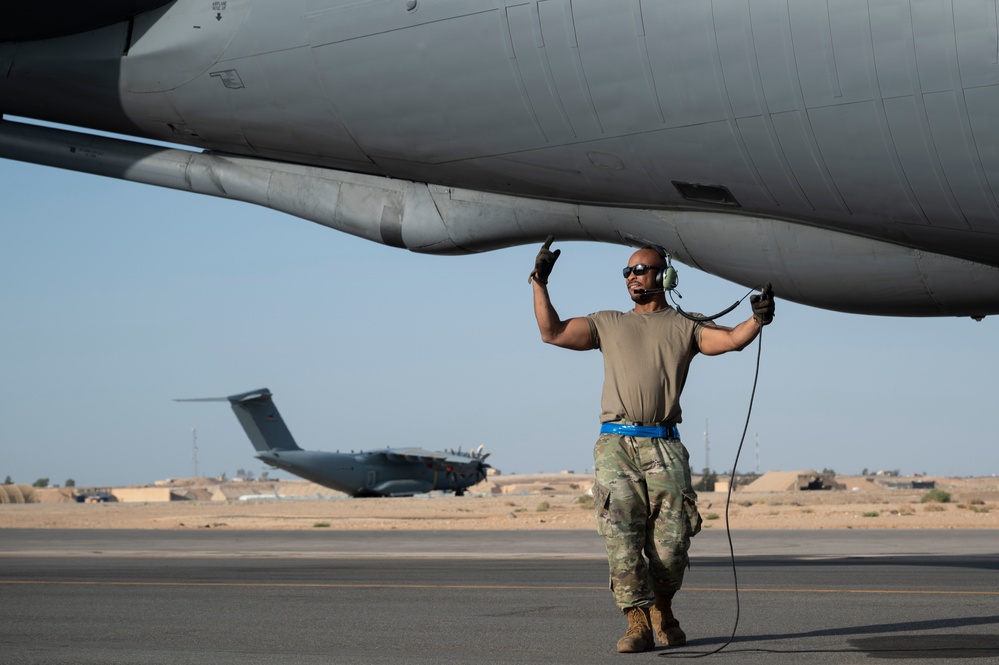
[{"xmin": 447, "ymin": 445, "xmax": 492, "ymax": 482}]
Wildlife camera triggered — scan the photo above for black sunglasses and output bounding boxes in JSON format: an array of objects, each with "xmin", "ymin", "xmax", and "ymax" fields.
[{"xmin": 622, "ymin": 264, "xmax": 662, "ymax": 278}]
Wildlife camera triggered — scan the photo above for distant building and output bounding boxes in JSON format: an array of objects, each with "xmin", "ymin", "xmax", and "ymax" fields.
[{"xmin": 743, "ymin": 470, "xmax": 844, "ymax": 492}]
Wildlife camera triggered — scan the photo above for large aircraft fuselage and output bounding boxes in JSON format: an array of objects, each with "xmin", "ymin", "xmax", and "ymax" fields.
[
  {"xmin": 3, "ymin": 0, "xmax": 999, "ymax": 315},
  {"xmin": 256, "ymin": 449, "xmax": 478, "ymax": 497}
]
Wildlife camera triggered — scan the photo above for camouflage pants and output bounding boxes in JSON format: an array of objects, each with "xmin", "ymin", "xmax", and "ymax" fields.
[{"xmin": 592, "ymin": 433, "xmax": 702, "ymax": 610}]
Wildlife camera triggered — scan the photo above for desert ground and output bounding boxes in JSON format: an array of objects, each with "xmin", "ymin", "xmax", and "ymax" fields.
[{"xmin": 1, "ymin": 473, "xmax": 997, "ymax": 531}]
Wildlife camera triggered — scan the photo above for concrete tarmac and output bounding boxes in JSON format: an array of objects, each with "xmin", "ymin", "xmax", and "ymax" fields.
[{"xmin": 1, "ymin": 529, "xmax": 997, "ymax": 664}]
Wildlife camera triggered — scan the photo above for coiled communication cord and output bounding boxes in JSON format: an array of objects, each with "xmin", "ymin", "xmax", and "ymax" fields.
[
  {"xmin": 668, "ymin": 297, "xmax": 766, "ymax": 659},
  {"xmin": 670, "ymin": 287, "xmax": 756, "ymax": 323}
]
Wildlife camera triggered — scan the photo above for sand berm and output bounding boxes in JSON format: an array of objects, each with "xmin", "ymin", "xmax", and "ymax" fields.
[{"xmin": 2, "ymin": 473, "xmax": 997, "ymax": 531}]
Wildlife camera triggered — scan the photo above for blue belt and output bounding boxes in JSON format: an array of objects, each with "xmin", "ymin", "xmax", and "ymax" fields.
[{"xmin": 600, "ymin": 422, "xmax": 680, "ymax": 439}]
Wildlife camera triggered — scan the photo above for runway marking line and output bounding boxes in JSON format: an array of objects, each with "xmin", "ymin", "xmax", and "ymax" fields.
[{"xmin": 2, "ymin": 580, "xmax": 997, "ymax": 596}]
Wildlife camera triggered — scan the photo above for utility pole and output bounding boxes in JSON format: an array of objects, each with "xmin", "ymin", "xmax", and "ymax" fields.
[
  {"xmin": 192, "ymin": 427, "xmax": 200, "ymax": 478},
  {"xmin": 755, "ymin": 432, "xmax": 760, "ymax": 474},
  {"xmin": 703, "ymin": 419, "xmax": 710, "ymax": 473}
]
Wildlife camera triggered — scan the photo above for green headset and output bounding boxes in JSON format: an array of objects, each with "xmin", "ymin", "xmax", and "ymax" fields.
[{"xmin": 646, "ymin": 245, "xmax": 678, "ymax": 292}]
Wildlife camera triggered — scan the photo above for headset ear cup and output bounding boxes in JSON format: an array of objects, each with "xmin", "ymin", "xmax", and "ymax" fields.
[{"xmin": 663, "ymin": 265, "xmax": 677, "ymax": 291}]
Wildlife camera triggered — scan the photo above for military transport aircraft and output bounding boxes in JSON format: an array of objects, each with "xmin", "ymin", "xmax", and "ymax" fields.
[
  {"xmin": 178, "ymin": 388, "xmax": 491, "ymax": 497},
  {"xmin": 2, "ymin": 1, "xmax": 999, "ymax": 317}
]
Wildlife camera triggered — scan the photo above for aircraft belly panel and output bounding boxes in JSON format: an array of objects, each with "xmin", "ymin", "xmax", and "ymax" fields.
[
  {"xmin": 882, "ymin": 96, "xmax": 968, "ymax": 230},
  {"xmin": 910, "ymin": 1, "xmax": 958, "ymax": 94},
  {"xmin": 630, "ymin": 123, "xmax": 764, "ymax": 207},
  {"xmin": 922, "ymin": 91, "xmax": 999, "ymax": 225},
  {"xmin": 647, "ymin": 211, "xmax": 999, "ymax": 317},
  {"xmin": 784, "ymin": 1, "xmax": 849, "ymax": 106},
  {"xmin": 713, "ymin": 4, "xmax": 764, "ymax": 120},
  {"xmin": 311, "ymin": 11, "xmax": 543, "ymax": 162},
  {"xmin": 796, "ymin": 0, "xmax": 879, "ymax": 106},
  {"xmin": 961, "ymin": 86, "xmax": 999, "ymax": 233},
  {"xmin": 248, "ymin": 49, "xmax": 373, "ymax": 165},
  {"xmin": 573, "ymin": 1, "xmax": 732, "ymax": 133},
  {"xmin": 530, "ymin": 0, "xmax": 603, "ymax": 138},
  {"xmin": 735, "ymin": 116, "xmax": 813, "ymax": 210},
  {"xmin": 769, "ymin": 111, "xmax": 850, "ymax": 215},
  {"xmin": 807, "ymin": 102, "xmax": 924, "ymax": 224},
  {"xmin": 743, "ymin": 1, "xmax": 797, "ymax": 114},
  {"xmin": 640, "ymin": 0, "xmax": 728, "ymax": 125},
  {"xmin": 156, "ymin": 46, "xmax": 374, "ymax": 166},
  {"xmin": 868, "ymin": 1, "xmax": 918, "ymax": 100},
  {"xmin": 504, "ymin": 3, "xmax": 577, "ymax": 144},
  {"xmin": 952, "ymin": 2, "xmax": 999, "ymax": 89}
]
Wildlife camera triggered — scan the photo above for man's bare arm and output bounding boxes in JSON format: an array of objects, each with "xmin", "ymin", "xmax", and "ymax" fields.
[
  {"xmin": 700, "ymin": 283, "xmax": 774, "ymax": 356},
  {"xmin": 698, "ymin": 317, "xmax": 762, "ymax": 356},
  {"xmin": 533, "ymin": 280, "xmax": 595, "ymax": 350}
]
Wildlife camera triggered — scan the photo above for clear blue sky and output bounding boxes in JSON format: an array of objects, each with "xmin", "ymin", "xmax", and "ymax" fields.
[{"xmin": 2, "ymin": 134, "xmax": 997, "ymax": 488}]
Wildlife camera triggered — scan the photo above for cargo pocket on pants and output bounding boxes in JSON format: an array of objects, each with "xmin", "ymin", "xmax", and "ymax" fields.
[
  {"xmin": 592, "ymin": 482, "xmax": 611, "ymax": 536},
  {"xmin": 683, "ymin": 492, "xmax": 702, "ymax": 538}
]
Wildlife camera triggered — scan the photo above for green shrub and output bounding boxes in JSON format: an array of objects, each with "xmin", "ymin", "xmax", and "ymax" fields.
[{"xmin": 920, "ymin": 489, "xmax": 951, "ymax": 504}]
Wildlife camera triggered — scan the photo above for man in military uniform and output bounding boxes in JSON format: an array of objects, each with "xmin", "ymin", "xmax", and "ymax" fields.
[{"xmin": 529, "ymin": 237, "xmax": 774, "ymax": 653}]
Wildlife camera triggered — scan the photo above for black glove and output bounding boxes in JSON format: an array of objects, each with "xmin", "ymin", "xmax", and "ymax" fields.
[
  {"xmin": 528, "ymin": 235, "xmax": 560, "ymax": 285},
  {"xmin": 750, "ymin": 282, "xmax": 775, "ymax": 326}
]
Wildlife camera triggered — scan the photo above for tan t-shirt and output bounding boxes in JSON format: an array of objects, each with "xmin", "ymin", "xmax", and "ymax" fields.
[{"xmin": 586, "ymin": 308, "xmax": 708, "ymax": 425}]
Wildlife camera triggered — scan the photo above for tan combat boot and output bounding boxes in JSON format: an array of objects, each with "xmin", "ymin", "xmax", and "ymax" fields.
[
  {"xmin": 650, "ymin": 593, "xmax": 686, "ymax": 646},
  {"xmin": 616, "ymin": 606, "xmax": 654, "ymax": 653}
]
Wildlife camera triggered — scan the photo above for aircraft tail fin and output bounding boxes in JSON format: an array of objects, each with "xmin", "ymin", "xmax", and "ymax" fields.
[{"xmin": 226, "ymin": 389, "xmax": 302, "ymax": 453}]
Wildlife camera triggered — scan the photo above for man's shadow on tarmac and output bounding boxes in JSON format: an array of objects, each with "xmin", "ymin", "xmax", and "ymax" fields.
[{"xmin": 658, "ymin": 614, "xmax": 999, "ymax": 659}]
